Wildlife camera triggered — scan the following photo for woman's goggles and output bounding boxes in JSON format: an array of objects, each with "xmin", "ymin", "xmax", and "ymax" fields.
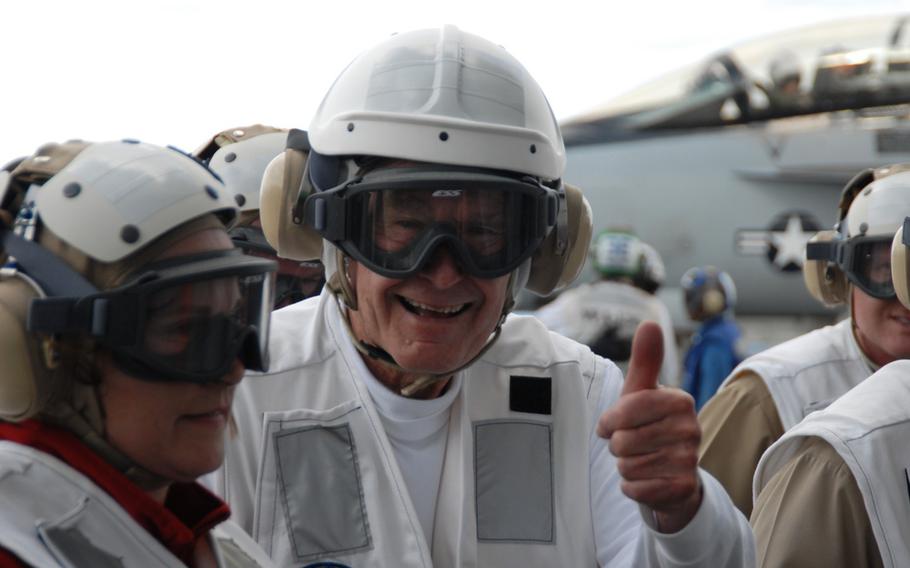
[{"xmin": 28, "ymin": 249, "xmax": 277, "ymax": 383}]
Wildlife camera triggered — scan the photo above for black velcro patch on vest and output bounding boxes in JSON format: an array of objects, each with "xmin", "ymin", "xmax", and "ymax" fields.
[{"xmin": 509, "ymin": 376, "xmax": 552, "ymax": 415}]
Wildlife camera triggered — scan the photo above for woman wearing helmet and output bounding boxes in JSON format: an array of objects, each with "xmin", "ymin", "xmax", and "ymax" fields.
[{"xmin": 0, "ymin": 140, "xmax": 277, "ymax": 567}]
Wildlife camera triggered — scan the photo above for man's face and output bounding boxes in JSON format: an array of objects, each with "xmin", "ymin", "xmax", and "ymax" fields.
[
  {"xmin": 348, "ymin": 251, "xmax": 510, "ymax": 376},
  {"xmin": 346, "ymin": 187, "xmax": 512, "ymax": 377},
  {"xmin": 852, "ymin": 285, "xmax": 910, "ymax": 366}
]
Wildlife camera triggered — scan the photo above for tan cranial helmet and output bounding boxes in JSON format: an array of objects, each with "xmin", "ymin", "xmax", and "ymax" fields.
[
  {"xmin": 891, "ymin": 217, "xmax": 910, "ymax": 308},
  {"xmin": 259, "ymin": 25, "xmax": 592, "ymax": 313},
  {"xmin": 803, "ymin": 164, "xmax": 910, "ymax": 306},
  {"xmin": 193, "ymin": 124, "xmax": 288, "ymax": 224}
]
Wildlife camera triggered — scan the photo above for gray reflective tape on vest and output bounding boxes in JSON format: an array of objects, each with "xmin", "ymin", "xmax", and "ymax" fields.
[
  {"xmin": 274, "ymin": 423, "xmax": 372, "ymax": 562},
  {"xmin": 36, "ymin": 494, "xmax": 173, "ymax": 568},
  {"xmin": 474, "ymin": 419, "xmax": 554, "ymax": 543},
  {"xmin": 41, "ymin": 519, "xmax": 126, "ymax": 568}
]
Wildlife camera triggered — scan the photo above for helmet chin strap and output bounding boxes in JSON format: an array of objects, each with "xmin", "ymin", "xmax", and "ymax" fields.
[{"xmin": 332, "ymin": 292, "xmax": 505, "ymax": 397}]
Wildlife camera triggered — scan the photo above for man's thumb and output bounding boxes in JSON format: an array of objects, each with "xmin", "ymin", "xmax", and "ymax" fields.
[{"xmin": 621, "ymin": 321, "xmax": 664, "ymax": 395}]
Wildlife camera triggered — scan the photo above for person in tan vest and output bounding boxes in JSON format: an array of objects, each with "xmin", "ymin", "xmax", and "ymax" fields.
[
  {"xmin": 698, "ymin": 164, "xmax": 910, "ymax": 517},
  {"xmin": 749, "ymin": 213, "xmax": 910, "ymax": 568}
]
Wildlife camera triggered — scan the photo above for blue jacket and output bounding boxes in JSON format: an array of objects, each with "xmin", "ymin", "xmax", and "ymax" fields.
[{"xmin": 683, "ymin": 316, "xmax": 741, "ymax": 411}]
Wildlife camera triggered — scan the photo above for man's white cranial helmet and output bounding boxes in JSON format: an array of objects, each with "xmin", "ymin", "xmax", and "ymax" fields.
[
  {"xmin": 309, "ymin": 26, "xmax": 565, "ymax": 179},
  {"xmin": 259, "ymin": 25, "xmax": 591, "ymax": 314}
]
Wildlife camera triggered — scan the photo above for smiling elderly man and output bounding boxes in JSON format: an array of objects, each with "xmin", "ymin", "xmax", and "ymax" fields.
[{"xmin": 210, "ymin": 25, "xmax": 753, "ymax": 568}]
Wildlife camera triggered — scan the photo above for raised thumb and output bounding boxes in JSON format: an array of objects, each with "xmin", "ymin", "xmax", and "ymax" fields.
[{"xmin": 621, "ymin": 321, "xmax": 664, "ymax": 395}]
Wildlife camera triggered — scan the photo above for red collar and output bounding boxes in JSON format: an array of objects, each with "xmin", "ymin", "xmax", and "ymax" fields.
[{"xmin": 0, "ymin": 420, "xmax": 230, "ymax": 566}]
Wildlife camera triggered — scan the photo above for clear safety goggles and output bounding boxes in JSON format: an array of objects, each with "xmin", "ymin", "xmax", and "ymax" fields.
[
  {"xmin": 303, "ymin": 166, "xmax": 560, "ymax": 279},
  {"xmin": 807, "ymin": 235, "xmax": 895, "ymax": 299},
  {"xmin": 28, "ymin": 249, "xmax": 277, "ymax": 383}
]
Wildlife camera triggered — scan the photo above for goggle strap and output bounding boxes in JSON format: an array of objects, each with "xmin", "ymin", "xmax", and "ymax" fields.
[
  {"xmin": 305, "ymin": 191, "xmax": 347, "ymax": 240},
  {"xmin": 805, "ymin": 240, "xmax": 838, "ymax": 262},
  {"xmin": 27, "ymin": 295, "xmax": 105, "ymax": 335},
  {"xmin": 1, "ymin": 229, "xmax": 97, "ymax": 297},
  {"xmin": 230, "ymin": 226, "xmax": 276, "ymax": 254}
]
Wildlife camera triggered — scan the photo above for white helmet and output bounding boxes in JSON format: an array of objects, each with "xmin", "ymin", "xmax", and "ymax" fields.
[
  {"xmin": 30, "ymin": 141, "xmax": 239, "ymax": 261},
  {"xmin": 196, "ymin": 126, "xmax": 327, "ymax": 307},
  {"xmin": 308, "ymin": 25, "xmax": 564, "ymax": 180},
  {"xmin": 195, "ymin": 125, "xmax": 288, "ymax": 215},
  {"xmin": 638, "ymin": 242, "xmax": 666, "ymax": 293},
  {"xmin": 804, "ymin": 165, "xmax": 910, "ymax": 305}
]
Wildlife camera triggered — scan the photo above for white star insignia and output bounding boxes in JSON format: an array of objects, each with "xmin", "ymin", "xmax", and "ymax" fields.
[{"xmin": 769, "ymin": 214, "xmax": 812, "ymax": 268}]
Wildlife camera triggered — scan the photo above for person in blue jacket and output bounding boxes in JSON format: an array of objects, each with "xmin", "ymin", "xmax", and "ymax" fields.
[{"xmin": 681, "ymin": 266, "xmax": 742, "ymax": 410}]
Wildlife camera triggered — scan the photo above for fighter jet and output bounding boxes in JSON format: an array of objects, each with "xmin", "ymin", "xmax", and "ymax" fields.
[{"xmin": 556, "ymin": 13, "xmax": 910, "ymax": 339}]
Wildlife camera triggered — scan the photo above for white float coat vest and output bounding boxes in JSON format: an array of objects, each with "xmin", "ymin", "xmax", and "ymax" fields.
[
  {"xmin": 219, "ymin": 292, "xmax": 604, "ymax": 568},
  {"xmin": 533, "ymin": 280, "xmax": 679, "ymax": 386},
  {"xmin": 754, "ymin": 359, "xmax": 910, "ymax": 568},
  {"xmin": 722, "ymin": 319, "xmax": 872, "ymax": 430},
  {"xmin": 0, "ymin": 441, "xmax": 275, "ymax": 568}
]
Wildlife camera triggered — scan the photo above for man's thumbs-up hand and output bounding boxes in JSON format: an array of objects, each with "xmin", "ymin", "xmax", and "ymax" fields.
[{"xmin": 597, "ymin": 321, "xmax": 703, "ymax": 533}]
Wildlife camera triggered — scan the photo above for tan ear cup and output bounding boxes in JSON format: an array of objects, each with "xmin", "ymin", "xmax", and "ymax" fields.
[
  {"xmin": 259, "ymin": 151, "xmax": 323, "ymax": 261},
  {"xmin": 0, "ymin": 277, "xmax": 48, "ymax": 421},
  {"xmin": 526, "ymin": 182, "xmax": 593, "ymax": 296},
  {"xmin": 892, "ymin": 221, "xmax": 910, "ymax": 309},
  {"xmin": 702, "ymin": 289, "xmax": 725, "ymax": 316},
  {"xmin": 803, "ymin": 230, "xmax": 849, "ymax": 306}
]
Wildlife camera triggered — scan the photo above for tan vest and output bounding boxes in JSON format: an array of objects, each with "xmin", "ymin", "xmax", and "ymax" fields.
[
  {"xmin": 754, "ymin": 360, "xmax": 910, "ymax": 568},
  {"xmin": 0, "ymin": 441, "xmax": 274, "ymax": 568},
  {"xmin": 725, "ymin": 319, "xmax": 870, "ymax": 429},
  {"xmin": 223, "ymin": 294, "xmax": 604, "ymax": 568}
]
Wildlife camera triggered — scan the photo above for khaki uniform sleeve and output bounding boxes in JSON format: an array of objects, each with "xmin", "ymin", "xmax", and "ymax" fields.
[
  {"xmin": 751, "ymin": 437, "xmax": 882, "ymax": 568},
  {"xmin": 697, "ymin": 371, "xmax": 784, "ymax": 517}
]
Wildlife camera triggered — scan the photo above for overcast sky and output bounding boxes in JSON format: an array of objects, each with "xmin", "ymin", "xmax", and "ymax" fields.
[{"xmin": 1, "ymin": 0, "xmax": 907, "ymax": 162}]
